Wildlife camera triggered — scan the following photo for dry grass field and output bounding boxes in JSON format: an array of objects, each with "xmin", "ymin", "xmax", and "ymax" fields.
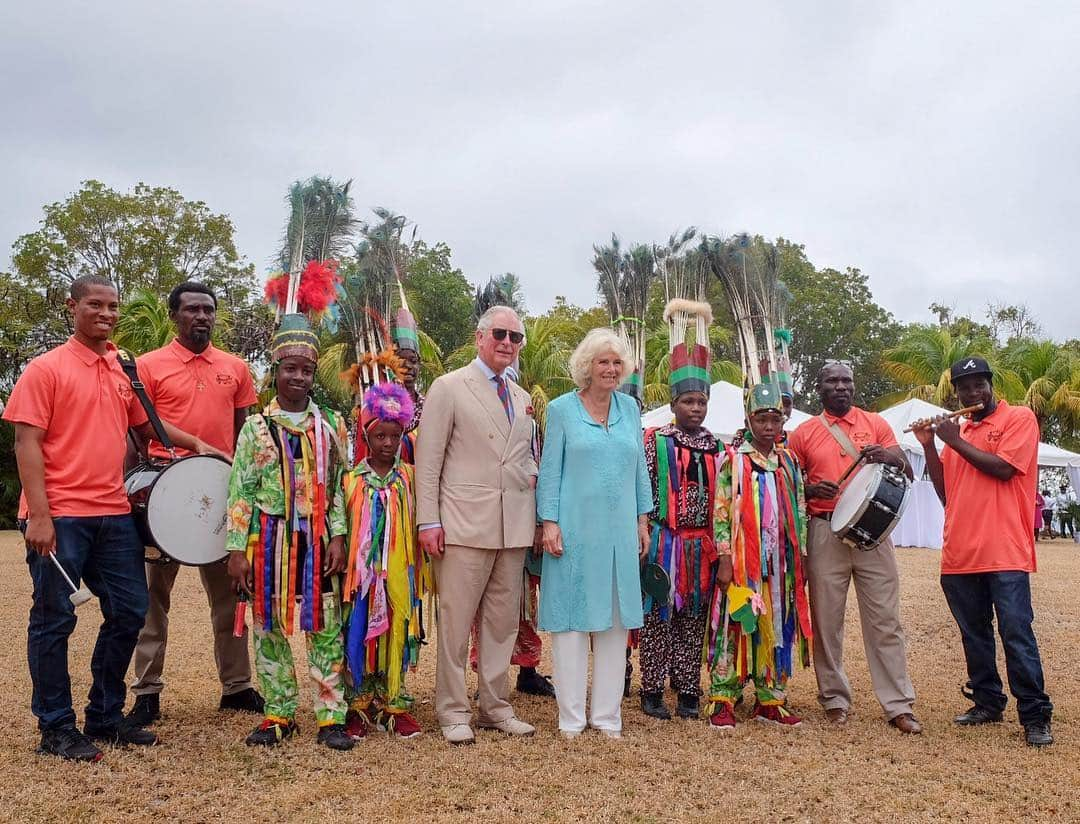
[{"xmin": 0, "ymin": 531, "xmax": 1077, "ymax": 824}]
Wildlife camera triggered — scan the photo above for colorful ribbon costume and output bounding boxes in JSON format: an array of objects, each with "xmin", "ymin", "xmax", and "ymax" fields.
[{"xmin": 706, "ymin": 384, "xmax": 812, "ymax": 712}]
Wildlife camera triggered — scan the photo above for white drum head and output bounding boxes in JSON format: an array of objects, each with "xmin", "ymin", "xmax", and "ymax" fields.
[
  {"xmin": 831, "ymin": 464, "xmax": 883, "ymax": 531},
  {"xmin": 145, "ymin": 456, "xmax": 232, "ymax": 565}
]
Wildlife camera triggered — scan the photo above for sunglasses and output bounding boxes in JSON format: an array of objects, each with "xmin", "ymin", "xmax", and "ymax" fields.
[{"xmin": 490, "ymin": 328, "xmax": 524, "ymax": 344}]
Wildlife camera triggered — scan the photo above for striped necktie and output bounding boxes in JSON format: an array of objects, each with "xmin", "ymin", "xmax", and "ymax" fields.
[{"xmin": 493, "ymin": 374, "xmax": 513, "ymax": 423}]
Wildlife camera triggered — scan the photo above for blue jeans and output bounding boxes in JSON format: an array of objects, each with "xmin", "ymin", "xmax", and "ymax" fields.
[
  {"xmin": 940, "ymin": 571, "xmax": 1052, "ymax": 725},
  {"xmin": 24, "ymin": 515, "xmax": 148, "ymax": 732}
]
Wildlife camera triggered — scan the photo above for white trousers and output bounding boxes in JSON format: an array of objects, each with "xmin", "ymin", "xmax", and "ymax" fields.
[{"xmin": 550, "ymin": 584, "xmax": 628, "ymax": 733}]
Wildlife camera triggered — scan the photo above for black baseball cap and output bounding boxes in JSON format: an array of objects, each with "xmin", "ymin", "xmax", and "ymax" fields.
[{"xmin": 950, "ymin": 356, "xmax": 993, "ymax": 384}]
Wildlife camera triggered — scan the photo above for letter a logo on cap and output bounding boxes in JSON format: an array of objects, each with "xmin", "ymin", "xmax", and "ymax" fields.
[{"xmin": 963, "ymin": 359, "xmax": 976, "ymax": 370}]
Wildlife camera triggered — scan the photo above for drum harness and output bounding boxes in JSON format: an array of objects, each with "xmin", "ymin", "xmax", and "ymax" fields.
[
  {"xmin": 817, "ymin": 415, "xmax": 863, "ymax": 521},
  {"xmin": 116, "ymin": 348, "xmax": 178, "ymax": 461}
]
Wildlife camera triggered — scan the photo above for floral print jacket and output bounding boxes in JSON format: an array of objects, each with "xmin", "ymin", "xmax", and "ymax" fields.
[{"xmin": 225, "ymin": 398, "xmax": 349, "ymax": 553}]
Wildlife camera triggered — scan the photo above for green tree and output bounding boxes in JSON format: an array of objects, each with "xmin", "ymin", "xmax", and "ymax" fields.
[
  {"xmin": 775, "ymin": 240, "xmax": 902, "ymax": 411},
  {"xmin": 999, "ymin": 339, "xmax": 1080, "ymax": 434},
  {"xmin": 404, "ymin": 240, "xmax": 475, "ymax": 358},
  {"xmin": 879, "ymin": 325, "xmax": 998, "ymax": 407},
  {"xmin": 12, "ymin": 180, "xmax": 256, "ymax": 352}
]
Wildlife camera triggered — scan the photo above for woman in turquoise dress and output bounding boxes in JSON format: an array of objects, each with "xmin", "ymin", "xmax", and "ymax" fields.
[{"xmin": 537, "ymin": 327, "xmax": 652, "ymax": 738}]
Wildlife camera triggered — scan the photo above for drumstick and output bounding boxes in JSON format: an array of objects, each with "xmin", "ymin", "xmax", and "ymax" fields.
[
  {"xmin": 835, "ymin": 453, "xmax": 866, "ymax": 486},
  {"xmin": 903, "ymin": 403, "xmax": 984, "ymax": 433},
  {"xmin": 49, "ymin": 554, "xmax": 93, "ymax": 608}
]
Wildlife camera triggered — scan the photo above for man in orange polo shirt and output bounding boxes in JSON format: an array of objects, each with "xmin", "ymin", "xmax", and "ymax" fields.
[
  {"xmin": 4, "ymin": 275, "xmax": 221, "ymax": 762},
  {"xmin": 787, "ymin": 362, "xmax": 920, "ymax": 733},
  {"xmin": 127, "ymin": 282, "xmax": 263, "ymax": 728},
  {"xmin": 917, "ymin": 357, "xmax": 1053, "ymax": 747}
]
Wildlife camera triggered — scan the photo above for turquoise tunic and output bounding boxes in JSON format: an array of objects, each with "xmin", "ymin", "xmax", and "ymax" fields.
[{"xmin": 536, "ymin": 391, "xmax": 652, "ymax": 633}]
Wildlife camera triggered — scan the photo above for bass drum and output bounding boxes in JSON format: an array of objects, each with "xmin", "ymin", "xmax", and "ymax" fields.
[
  {"xmin": 830, "ymin": 463, "xmax": 911, "ymax": 551},
  {"xmin": 125, "ymin": 455, "xmax": 232, "ymax": 565}
]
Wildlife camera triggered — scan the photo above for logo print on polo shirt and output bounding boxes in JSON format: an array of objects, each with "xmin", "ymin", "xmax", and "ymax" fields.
[
  {"xmin": 216, "ymin": 373, "xmax": 235, "ymax": 385},
  {"xmin": 986, "ymin": 429, "xmax": 1003, "ymax": 444},
  {"xmin": 117, "ymin": 382, "xmax": 133, "ymax": 400}
]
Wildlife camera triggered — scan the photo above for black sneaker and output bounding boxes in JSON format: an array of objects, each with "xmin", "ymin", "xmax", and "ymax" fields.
[
  {"xmin": 126, "ymin": 693, "xmax": 161, "ymax": 728},
  {"xmin": 37, "ymin": 726, "xmax": 103, "ymax": 762},
  {"xmin": 84, "ymin": 719, "xmax": 158, "ymax": 747},
  {"xmin": 640, "ymin": 691, "xmax": 671, "ymax": 720},
  {"xmin": 516, "ymin": 667, "xmax": 556, "ymax": 698},
  {"xmin": 676, "ymin": 693, "xmax": 700, "ymax": 719},
  {"xmin": 954, "ymin": 705, "xmax": 1004, "ymax": 726},
  {"xmin": 245, "ymin": 719, "xmax": 298, "ymax": 746},
  {"xmin": 219, "ymin": 688, "xmax": 265, "ymax": 714},
  {"xmin": 1024, "ymin": 721, "xmax": 1053, "ymax": 748},
  {"xmin": 317, "ymin": 723, "xmax": 355, "ymax": 751}
]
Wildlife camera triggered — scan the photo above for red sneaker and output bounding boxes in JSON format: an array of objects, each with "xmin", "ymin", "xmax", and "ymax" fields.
[
  {"xmin": 386, "ymin": 711, "xmax": 423, "ymax": 739},
  {"xmin": 751, "ymin": 702, "xmax": 802, "ymax": 727},
  {"xmin": 708, "ymin": 703, "xmax": 737, "ymax": 729},
  {"xmin": 344, "ymin": 709, "xmax": 368, "ymax": 740}
]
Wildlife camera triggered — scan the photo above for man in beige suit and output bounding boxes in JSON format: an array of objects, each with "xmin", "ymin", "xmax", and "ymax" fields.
[{"xmin": 416, "ymin": 306, "xmax": 538, "ymax": 745}]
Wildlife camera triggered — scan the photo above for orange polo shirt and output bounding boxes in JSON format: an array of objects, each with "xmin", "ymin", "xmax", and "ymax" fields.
[
  {"xmin": 3, "ymin": 337, "xmax": 149, "ymax": 517},
  {"xmin": 787, "ymin": 406, "xmax": 898, "ymax": 516},
  {"xmin": 941, "ymin": 400, "xmax": 1038, "ymax": 574},
  {"xmin": 137, "ymin": 339, "xmax": 257, "ymax": 459}
]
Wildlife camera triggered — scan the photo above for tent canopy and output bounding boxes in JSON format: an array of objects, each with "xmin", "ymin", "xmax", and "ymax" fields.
[
  {"xmin": 641, "ymin": 380, "xmax": 811, "ymax": 440},
  {"xmin": 878, "ymin": 397, "xmax": 1080, "ymax": 468}
]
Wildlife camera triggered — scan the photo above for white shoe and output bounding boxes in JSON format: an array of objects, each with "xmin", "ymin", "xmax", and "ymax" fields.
[
  {"xmin": 478, "ymin": 716, "xmax": 536, "ymax": 737},
  {"xmin": 440, "ymin": 724, "xmax": 475, "ymax": 745},
  {"xmin": 597, "ymin": 728, "xmax": 622, "ymax": 739},
  {"xmin": 559, "ymin": 729, "xmax": 583, "ymax": 740}
]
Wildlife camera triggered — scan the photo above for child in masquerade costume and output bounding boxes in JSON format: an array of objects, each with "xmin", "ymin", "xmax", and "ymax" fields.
[
  {"xmin": 225, "ymin": 314, "xmax": 353, "ymax": 750},
  {"xmin": 706, "ymin": 382, "xmax": 811, "ymax": 729},
  {"xmin": 342, "ymin": 382, "xmax": 431, "ymax": 739},
  {"xmin": 639, "ymin": 298, "xmax": 721, "ymax": 721}
]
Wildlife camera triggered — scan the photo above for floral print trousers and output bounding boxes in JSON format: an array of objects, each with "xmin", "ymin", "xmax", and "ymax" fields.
[
  {"xmin": 639, "ymin": 606, "xmax": 707, "ymax": 697},
  {"xmin": 253, "ymin": 592, "xmax": 347, "ymax": 727}
]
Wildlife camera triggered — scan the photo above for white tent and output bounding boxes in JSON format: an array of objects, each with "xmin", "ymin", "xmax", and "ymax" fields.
[
  {"xmin": 878, "ymin": 398, "xmax": 1080, "ymax": 548},
  {"xmin": 640, "ymin": 380, "xmax": 811, "ymax": 440}
]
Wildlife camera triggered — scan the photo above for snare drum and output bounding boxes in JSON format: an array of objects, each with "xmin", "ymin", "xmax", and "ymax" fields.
[
  {"xmin": 125, "ymin": 455, "xmax": 232, "ymax": 565},
  {"xmin": 830, "ymin": 463, "xmax": 911, "ymax": 551}
]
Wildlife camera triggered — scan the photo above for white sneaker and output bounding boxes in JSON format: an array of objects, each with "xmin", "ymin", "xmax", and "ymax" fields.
[
  {"xmin": 478, "ymin": 716, "xmax": 536, "ymax": 737},
  {"xmin": 559, "ymin": 729, "xmax": 582, "ymax": 740},
  {"xmin": 440, "ymin": 724, "xmax": 475, "ymax": 745},
  {"xmin": 597, "ymin": 728, "xmax": 622, "ymax": 739}
]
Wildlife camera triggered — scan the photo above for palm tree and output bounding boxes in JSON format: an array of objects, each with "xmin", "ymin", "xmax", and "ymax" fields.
[
  {"xmin": 1000, "ymin": 340, "xmax": 1080, "ymax": 431},
  {"xmin": 878, "ymin": 326, "xmax": 998, "ymax": 408},
  {"xmin": 112, "ymin": 290, "xmax": 175, "ymax": 355}
]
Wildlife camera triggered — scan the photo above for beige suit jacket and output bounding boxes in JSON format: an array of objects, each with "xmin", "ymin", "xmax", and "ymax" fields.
[{"xmin": 415, "ymin": 361, "xmax": 538, "ymax": 549}]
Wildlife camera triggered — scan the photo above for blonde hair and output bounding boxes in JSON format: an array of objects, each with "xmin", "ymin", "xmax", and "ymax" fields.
[{"xmin": 569, "ymin": 327, "xmax": 634, "ymax": 389}]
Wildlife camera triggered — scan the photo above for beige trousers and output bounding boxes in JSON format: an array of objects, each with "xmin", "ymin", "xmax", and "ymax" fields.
[
  {"xmin": 131, "ymin": 560, "xmax": 254, "ymax": 697},
  {"xmin": 806, "ymin": 518, "xmax": 916, "ymax": 719},
  {"xmin": 432, "ymin": 544, "xmax": 527, "ymax": 727}
]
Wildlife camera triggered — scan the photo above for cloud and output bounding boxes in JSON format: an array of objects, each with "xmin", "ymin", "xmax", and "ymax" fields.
[{"xmin": 2, "ymin": 0, "xmax": 1077, "ymax": 338}]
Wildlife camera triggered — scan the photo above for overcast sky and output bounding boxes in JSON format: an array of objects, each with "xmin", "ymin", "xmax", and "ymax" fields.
[{"xmin": 2, "ymin": 1, "xmax": 1078, "ymax": 339}]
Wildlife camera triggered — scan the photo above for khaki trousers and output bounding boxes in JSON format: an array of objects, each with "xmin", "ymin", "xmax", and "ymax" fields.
[
  {"xmin": 432, "ymin": 545, "xmax": 527, "ymax": 727},
  {"xmin": 131, "ymin": 560, "xmax": 254, "ymax": 697},
  {"xmin": 806, "ymin": 518, "xmax": 916, "ymax": 719}
]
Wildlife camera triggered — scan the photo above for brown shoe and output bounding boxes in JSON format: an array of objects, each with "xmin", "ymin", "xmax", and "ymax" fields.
[
  {"xmin": 889, "ymin": 713, "xmax": 922, "ymax": 735},
  {"xmin": 825, "ymin": 708, "xmax": 849, "ymax": 726}
]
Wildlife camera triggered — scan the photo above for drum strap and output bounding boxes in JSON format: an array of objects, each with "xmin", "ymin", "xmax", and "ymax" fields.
[
  {"xmin": 116, "ymin": 348, "xmax": 175, "ymax": 452},
  {"xmin": 818, "ymin": 415, "xmax": 860, "ymax": 461}
]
